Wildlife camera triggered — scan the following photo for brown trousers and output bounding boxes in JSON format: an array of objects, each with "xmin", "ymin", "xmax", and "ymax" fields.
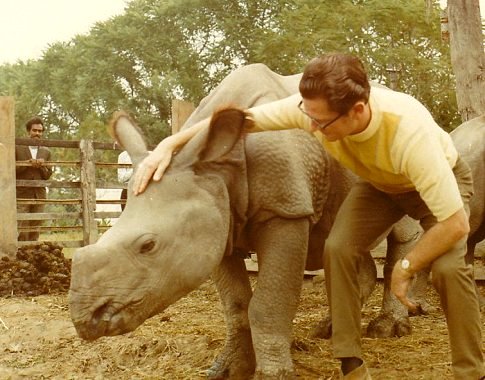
[
  {"xmin": 323, "ymin": 157, "xmax": 484, "ymax": 379},
  {"xmin": 17, "ymin": 203, "xmax": 45, "ymax": 241}
]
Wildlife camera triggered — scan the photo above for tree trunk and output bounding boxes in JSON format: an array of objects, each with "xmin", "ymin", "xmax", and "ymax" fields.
[{"xmin": 447, "ymin": 0, "xmax": 485, "ymax": 121}]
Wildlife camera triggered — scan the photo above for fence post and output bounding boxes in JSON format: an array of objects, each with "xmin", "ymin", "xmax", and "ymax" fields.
[
  {"xmin": 79, "ymin": 139, "xmax": 98, "ymax": 245},
  {"xmin": 0, "ymin": 97, "xmax": 18, "ymax": 257},
  {"xmin": 171, "ymin": 99, "xmax": 195, "ymax": 134}
]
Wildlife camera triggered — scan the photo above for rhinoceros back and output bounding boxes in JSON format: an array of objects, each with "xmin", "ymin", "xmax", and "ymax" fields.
[
  {"xmin": 245, "ymin": 129, "xmax": 328, "ymax": 225},
  {"xmin": 182, "ymin": 64, "xmax": 302, "ymax": 129}
]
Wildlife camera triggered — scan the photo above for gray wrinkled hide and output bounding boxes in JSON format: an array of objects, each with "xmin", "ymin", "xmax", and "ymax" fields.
[
  {"xmin": 451, "ymin": 115, "xmax": 485, "ymax": 260},
  {"xmin": 450, "ymin": 116, "xmax": 485, "ymax": 308}
]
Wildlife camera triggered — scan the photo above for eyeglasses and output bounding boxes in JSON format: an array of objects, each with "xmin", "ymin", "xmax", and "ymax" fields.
[{"xmin": 298, "ymin": 100, "xmax": 343, "ymax": 130}]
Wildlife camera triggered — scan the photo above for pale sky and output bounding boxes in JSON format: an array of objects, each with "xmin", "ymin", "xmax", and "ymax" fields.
[
  {"xmin": 0, "ymin": 0, "xmax": 127, "ymax": 64},
  {"xmin": 0, "ymin": 0, "xmax": 483, "ymax": 65}
]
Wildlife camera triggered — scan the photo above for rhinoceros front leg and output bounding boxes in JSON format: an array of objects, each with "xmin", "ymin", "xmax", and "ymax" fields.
[
  {"xmin": 367, "ymin": 217, "xmax": 431, "ymax": 338},
  {"xmin": 208, "ymin": 254, "xmax": 255, "ymax": 379},
  {"xmin": 248, "ymin": 217, "xmax": 309, "ymax": 380}
]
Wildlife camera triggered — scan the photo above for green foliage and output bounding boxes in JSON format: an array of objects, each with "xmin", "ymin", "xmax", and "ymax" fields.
[
  {"xmin": 0, "ymin": 61, "xmax": 47, "ymax": 137},
  {"xmin": 253, "ymin": 0, "xmax": 458, "ymax": 129},
  {"xmin": 0, "ymin": 0, "xmax": 461, "ymax": 150}
]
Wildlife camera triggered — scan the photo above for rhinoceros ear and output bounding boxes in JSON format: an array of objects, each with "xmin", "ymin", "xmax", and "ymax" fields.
[
  {"xmin": 198, "ymin": 107, "xmax": 250, "ymax": 162},
  {"xmin": 108, "ymin": 111, "xmax": 149, "ymax": 165}
]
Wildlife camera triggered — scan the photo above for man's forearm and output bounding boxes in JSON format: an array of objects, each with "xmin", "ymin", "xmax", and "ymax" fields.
[
  {"xmin": 403, "ymin": 208, "xmax": 469, "ymax": 272},
  {"xmin": 162, "ymin": 118, "xmax": 209, "ymax": 153}
]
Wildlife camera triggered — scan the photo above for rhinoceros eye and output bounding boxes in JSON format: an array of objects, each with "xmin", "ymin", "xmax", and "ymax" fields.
[{"xmin": 140, "ymin": 240, "xmax": 156, "ymax": 254}]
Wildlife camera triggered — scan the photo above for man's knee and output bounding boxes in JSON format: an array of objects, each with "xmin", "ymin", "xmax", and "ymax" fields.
[
  {"xmin": 324, "ymin": 234, "xmax": 342, "ymax": 259},
  {"xmin": 431, "ymin": 253, "xmax": 470, "ymax": 287},
  {"xmin": 323, "ymin": 233, "xmax": 357, "ymax": 268}
]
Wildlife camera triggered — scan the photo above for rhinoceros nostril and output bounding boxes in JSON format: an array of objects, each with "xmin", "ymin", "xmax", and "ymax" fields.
[{"xmin": 92, "ymin": 302, "xmax": 113, "ymax": 324}]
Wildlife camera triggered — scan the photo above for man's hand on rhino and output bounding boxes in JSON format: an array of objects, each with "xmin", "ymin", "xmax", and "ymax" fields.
[
  {"xmin": 390, "ymin": 261, "xmax": 418, "ymax": 313},
  {"xmin": 133, "ymin": 141, "xmax": 174, "ymax": 195},
  {"xmin": 133, "ymin": 119, "xmax": 212, "ymax": 195}
]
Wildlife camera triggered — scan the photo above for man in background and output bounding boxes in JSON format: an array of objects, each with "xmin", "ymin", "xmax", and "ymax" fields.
[
  {"xmin": 15, "ymin": 117, "xmax": 53, "ymax": 241},
  {"xmin": 117, "ymin": 150, "xmax": 132, "ymax": 211}
]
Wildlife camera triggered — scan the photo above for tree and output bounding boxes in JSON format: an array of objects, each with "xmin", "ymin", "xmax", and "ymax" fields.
[
  {"xmin": 447, "ymin": 0, "xmax": 485, "ymax": 121},
  {"xmin": 0, "ymin": 61, "xmax": 47, "ymax": 136}
]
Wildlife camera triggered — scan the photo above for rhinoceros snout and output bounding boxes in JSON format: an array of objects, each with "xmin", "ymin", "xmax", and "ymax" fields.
[
  {"xmin": 71, "ymin": 295, "xmax": 150, "ymax": 341},
  {"xmin": 70, "ymin": 300, "xmax": 113, "ymax": 341},
  {"xmin": 72, "ymin": 317, "xmax": 109, "ymax": 341}
]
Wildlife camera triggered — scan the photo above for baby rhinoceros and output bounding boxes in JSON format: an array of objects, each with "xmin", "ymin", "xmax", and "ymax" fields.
[{"xmin": 69, "ymin": 108, "xmax": 335, "ymax": 379}]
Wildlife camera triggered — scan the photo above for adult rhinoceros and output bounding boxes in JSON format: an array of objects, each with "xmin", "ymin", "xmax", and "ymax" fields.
[{"xmin": 69, "ymin": 64, "xmax": 424, "ymax": 378}]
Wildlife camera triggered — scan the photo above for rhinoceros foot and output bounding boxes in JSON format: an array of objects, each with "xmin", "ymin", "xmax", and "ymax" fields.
[
  {"xmin": 206, "ymin": 332, "xmax": 256, "ymax": 380},
  {"xmin": 207, "ymin": 354, "xmax": 255, "ymax": 380},
  {"xmin": 366, "ymin": 312, "xmax": 412, "ymax": 338},
  {"xmin": 309, "ymin": 315, "xmax": 332, "ymax": 339},
  {"xmin": 253, "ymin": 369, "xmax": 296, "ymax": 380}
]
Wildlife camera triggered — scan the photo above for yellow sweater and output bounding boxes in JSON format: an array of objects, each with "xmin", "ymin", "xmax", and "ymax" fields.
[{"xmin": 248, "ymin": 86, "xmax": 462, "ymax": 222}]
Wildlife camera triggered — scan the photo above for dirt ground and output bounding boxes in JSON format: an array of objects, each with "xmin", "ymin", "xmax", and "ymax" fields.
[{"xmin": 0, "ymin": 245, "xmax": 483, "ymax": 380}]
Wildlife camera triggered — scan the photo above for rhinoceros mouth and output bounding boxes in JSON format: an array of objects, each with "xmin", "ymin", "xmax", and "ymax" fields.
[{"xmin": 75, "ymin": 298, "xmax": 146, "ymax": 341}]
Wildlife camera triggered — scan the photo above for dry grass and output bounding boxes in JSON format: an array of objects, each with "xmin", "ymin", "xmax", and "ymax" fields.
[{"xmin": 0, "ymin": 274, "xmax": 483, "ymax": 379}]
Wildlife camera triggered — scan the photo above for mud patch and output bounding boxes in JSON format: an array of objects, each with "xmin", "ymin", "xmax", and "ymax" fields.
[{"xmin": 0, "ymin": 243, "xmax": 70, "ymax": 297}]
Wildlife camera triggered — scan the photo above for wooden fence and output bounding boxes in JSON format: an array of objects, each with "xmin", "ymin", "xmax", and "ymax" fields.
[
  {"xmin": 14, "ymin": 137, "xmax": 126, "ymax": 248},
  {"xmin": 0, "ymin": 96, "xmax": 194, "ymax": 257}
]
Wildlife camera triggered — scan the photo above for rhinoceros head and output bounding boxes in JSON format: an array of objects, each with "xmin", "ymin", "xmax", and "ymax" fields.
[{"xmin": 69, "ymin": 109, "xmax": 250, "ymax": 340}]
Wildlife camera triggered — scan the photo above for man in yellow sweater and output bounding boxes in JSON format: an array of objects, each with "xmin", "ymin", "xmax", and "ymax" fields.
[{"xmin": 132, "ymin": 53, "xmax": 484, "ymax": 379}]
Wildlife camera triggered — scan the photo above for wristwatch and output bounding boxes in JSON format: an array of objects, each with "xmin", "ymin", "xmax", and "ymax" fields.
[{"xmin": 400, "ymin": 258, "xmax": 413, "ymax": 274}]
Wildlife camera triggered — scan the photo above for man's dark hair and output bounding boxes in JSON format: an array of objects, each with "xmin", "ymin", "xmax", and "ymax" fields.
[
  {"xmin": 299, "ymin": 53, "xmax": 371, "ymax": 114},
  {"xmin": 25, "ymin": 116, "xmax": 44, "ymax": 132}
]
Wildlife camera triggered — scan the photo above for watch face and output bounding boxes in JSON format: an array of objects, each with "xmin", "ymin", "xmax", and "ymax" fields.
[{"xmin": 401, "ymin": 258, "xmax": 410, "ymax": 269}]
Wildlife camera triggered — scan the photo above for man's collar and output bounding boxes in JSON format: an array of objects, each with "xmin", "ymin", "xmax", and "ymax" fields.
[{"xmin": 345, "ymin": 89, "xmax": 381, "ymax": 142}]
